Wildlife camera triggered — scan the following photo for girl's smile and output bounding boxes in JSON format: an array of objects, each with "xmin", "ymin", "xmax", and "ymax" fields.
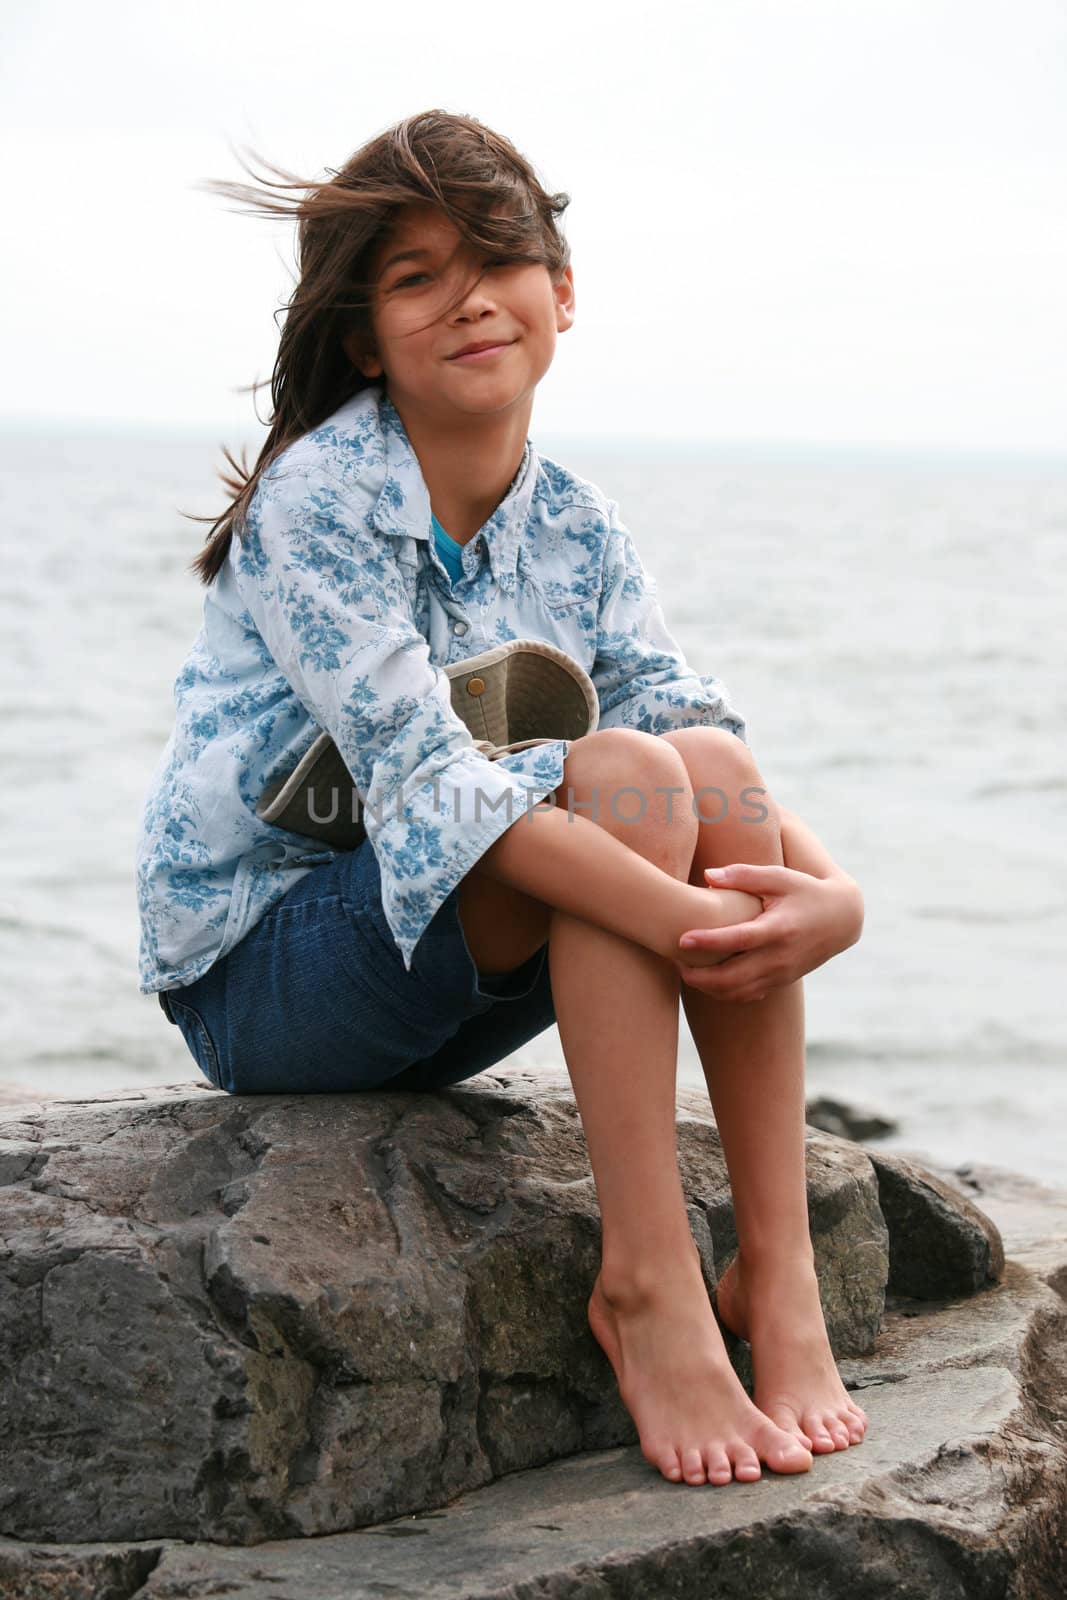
[{"xmin": 448, "ymin": 339, "xmax": 517, "ymax": 362}]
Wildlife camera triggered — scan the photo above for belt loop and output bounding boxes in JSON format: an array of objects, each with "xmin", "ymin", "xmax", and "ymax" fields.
[{"xmin": 158, "ymin": 990, "xmax": 175, "ymax": 1022}]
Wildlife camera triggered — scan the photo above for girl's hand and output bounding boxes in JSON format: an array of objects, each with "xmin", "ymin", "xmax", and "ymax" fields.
[{"xmin": 675, "ymin": 865, "xmax": 864, "ymax": 1003}]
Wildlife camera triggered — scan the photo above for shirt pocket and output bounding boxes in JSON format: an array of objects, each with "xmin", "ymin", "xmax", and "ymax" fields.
[
  {"xmin": 513, "ymin": 577, "xmax": 599, "ymax": 667},
  {"xmin": 516, "ymin": 539, "xmax": 600, "ymax": 618},
  {"xmin": 167, "ymin": 998, "xmax": 223, "ymax": 1089},
  {"xmin": 523, "ymin": 575, "xmax": 593, "ymax": 615}
]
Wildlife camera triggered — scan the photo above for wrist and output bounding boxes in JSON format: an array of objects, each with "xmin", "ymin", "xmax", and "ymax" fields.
[{"xmin": 656, "ymin": 881, "xmax": 762, "ymax": 961}]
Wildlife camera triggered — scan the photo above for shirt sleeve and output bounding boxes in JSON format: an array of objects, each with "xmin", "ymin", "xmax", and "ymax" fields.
[
  {"xmin": 591, "ymin": 501, "xmax": 748, "ymax": 744},
  {"xmin": 230, "ymin": 461, "xmax": 568, "ymax": 972}
]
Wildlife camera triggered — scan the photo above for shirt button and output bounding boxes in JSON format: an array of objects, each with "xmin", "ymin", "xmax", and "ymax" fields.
[{"xmin": 452, "ymin": 619, "xmax": 469, "ymax": 635}]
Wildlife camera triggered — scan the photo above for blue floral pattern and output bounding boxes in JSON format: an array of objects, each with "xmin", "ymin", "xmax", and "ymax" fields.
[{"xmin": 135, "ymin": 385, "xmax": 746, "ymax": 993}]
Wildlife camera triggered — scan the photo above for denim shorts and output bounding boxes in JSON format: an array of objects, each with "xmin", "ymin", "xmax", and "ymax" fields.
[{"xmin": 157, "ymin": 838, "xmax": 555, "ymax": 1095}]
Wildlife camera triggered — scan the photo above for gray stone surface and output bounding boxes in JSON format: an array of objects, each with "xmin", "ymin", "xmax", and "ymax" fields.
[
  {"xmin": 938, "ymin": 1160, "xmax": 1067, "ymax": 1294},
  {"xmin": 1, "ymin": 1236, "xmax": 1063, "ymax": 1597},
  {"xmin": 0, "ymin": 1075, "xmax": 1060, "ymax": 1598},
  {"xmin": 0, "ymin": 1072, "xmax": 887, "ymax": 1546},
  {"xmin": 868, "ymin": 1148, "xmax": 1006, "ymax": 1298}
]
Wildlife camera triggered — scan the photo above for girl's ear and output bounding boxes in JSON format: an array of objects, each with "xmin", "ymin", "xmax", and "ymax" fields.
[
  {"xmin": 554, "ymin": 265, "xmax": 576, "ymax": 335},
  {"xmin": 342, "ymin": 330, "xmax": 383, "ymax": 379}
]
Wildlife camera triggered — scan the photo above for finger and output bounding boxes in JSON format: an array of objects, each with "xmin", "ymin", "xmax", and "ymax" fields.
[
  {"xmin": 679, "ymin": 928, "xmax": 760, "ymax": 953},
  {"xmin": 705, "ymin": 864, "xmax": 792, "ymax": 891},
  {"xmin": 683, "ymin": 902, "xmax": 790, "ymax": 947},
  {"xmin": 680, "ymin": 972, "xmax": 766, "ymax": 1003},
  {"xmin": 678, "ymin": 961, "xmax": 770, "ymax": 995},
  {"xmin": 679, "ymin": 917, "xmax": 781, "ymax": 956}
]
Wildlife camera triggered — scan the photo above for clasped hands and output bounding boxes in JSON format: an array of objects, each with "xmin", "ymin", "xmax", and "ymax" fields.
[{"xmin": 669, "ymin": 864, "xmax": 865, "ymax": 1005}]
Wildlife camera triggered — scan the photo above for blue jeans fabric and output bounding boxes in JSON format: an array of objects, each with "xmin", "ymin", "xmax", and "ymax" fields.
[{"xmin": 157, "ymin": 838, "xmax": 555, "ymax": 1095}]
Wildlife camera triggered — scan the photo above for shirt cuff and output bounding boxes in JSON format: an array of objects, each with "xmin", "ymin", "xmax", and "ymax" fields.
[{"xmin": 369, "ymin": 739, "xmax": 571, "ymax": 972}]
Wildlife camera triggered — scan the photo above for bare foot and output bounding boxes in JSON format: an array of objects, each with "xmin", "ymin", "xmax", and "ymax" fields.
[
  {"xmin": 714, "ymin": 1252, "xmax": 869, "ymax": 1454},
  {"xmin": 587, "ymin": 1254, "xmax": 814, "ymax": 1486}
]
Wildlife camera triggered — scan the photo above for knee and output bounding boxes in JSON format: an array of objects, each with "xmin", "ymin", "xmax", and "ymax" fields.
[
  {"xmin": 660, "ymin": 726, "xmax": 763, "ymax": 816},
  {"xmin": 558, "ymin": 729, "xmax": 698, "ymax": 878},
  {"xmin": 660, "ymin": 725, "xmax": 754, "ymax": 777}
]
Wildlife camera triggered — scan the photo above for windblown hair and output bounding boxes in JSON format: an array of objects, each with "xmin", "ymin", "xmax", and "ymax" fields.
[{"xmin": 185, "ymin": 109, "xmax": 571, "ymax": 586}]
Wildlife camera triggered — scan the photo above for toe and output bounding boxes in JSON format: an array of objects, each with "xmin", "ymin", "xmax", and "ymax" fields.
[
  {"xmin": 825, "ymin": 1414, "xmax": 851, "ymax": 1452},
  {"xmin": 660, "ymin": 1450, "xmax": 684, "ymax": 1482},
  {"xmin": 847, "ymin": 1402, "xmax": 869, "ymax": 1438},
  {"xmin": 803, "ymin": 1413, "xmax": 837, "ymax": 1452},
  {"xmin": 681, "ymin": 1446, "xmax": 706, "ymax": 1484},
  {"xmin": 704, "ymin": 1448, "xmax": 733, "ymax": 1486},
  {"xmin": 730, "ymin": 1443, "xmax": 762, "ymax": 1482},
  {"xmin": 765, "ymin": 1436, "xmax": 813, "ymax": 1474},
  {"xmin": 824, "ymin": 1413, "xmax": 851, "ymax": 1449},
  {"xmin": 763, "ymin": 1402, "xmax": 813, "ymax": 1452}
]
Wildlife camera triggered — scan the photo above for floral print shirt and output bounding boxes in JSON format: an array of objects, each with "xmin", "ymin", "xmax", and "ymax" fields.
[{"xmin": 135, "ymin": 384, "xmax": 747, "ymax": 993}]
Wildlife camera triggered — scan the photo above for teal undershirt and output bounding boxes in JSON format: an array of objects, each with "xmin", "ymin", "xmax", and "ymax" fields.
[{"xmin": 430, "ymin": 512, "xmax": 466, "ymax": 584}]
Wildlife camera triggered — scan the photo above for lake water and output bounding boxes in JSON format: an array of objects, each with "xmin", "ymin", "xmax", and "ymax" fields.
[{"xmin": 2, "ymin": 422, "xmax": 1064, "ymax": 1182}]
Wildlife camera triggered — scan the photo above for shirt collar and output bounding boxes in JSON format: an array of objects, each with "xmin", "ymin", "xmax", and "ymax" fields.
[{"xmin": 369, "ymin": 387, "xmax": 535, "ymax": 595}]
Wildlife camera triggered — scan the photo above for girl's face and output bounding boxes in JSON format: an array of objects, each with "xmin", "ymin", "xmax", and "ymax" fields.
[{"xmin": 344, "ymin": 203, "xmax": 575, "ymax": 424}]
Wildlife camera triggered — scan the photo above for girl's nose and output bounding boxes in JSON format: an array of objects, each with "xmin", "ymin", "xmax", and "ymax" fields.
[{"xmin": 453, "ymin": 266, "xmax": 497, "ymax": 310}]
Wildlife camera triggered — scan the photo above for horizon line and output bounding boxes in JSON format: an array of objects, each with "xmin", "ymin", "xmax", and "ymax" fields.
[{"xmin": 0, "ymin": 413, "xmax": 1064, "ymax": 467}]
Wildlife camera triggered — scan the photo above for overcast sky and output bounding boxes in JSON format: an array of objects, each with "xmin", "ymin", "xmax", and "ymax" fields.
[{"xmin": 3, "ymin": 0, "xmax": 1064, "ymax": 454}]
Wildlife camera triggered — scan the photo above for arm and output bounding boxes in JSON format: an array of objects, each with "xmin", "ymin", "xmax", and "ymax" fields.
[
  {"xmin": 678, "ymin": 804, "xmax": 865, "ymax": 998},
  {"xmin": 591, "ymin": 501, "xmax": 747, "ymax": 741},
  {"xmin": 232, "ymin": 458, "xmax": 744, "ymax": 973},
  {"xmin": 472, "ymin": 495, "xmax": 757, "ymax": 958},
  {"xmin": 778, "ymin": 804, "xmax": 865, "ymax": 949},
  {"xmin": 476, "ymin": 800, "xmax": 760, "ymax": 963},
  {"xmin": 474, "ymin": 495, "xmax": 761, "ymax": 960},
  {"xmin": 589, "ymin": 504, "xmax": 845, "ymax": 893},
  {"xmin": 778, "ymin": 804, "xmax": 857, "ymax": 885},
  {"xmin": 231, "ymin": 458, "xmax": 573, "ymax": 974}
]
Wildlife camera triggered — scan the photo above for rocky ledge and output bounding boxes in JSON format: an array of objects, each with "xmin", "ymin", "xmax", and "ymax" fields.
[{"xmin": 0, "ymin": 1069, "xmax": 1063, "ymax": 1599}]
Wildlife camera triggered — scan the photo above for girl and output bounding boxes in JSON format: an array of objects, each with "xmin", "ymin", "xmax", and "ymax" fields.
[{"xmin": 136, "ymin": 109, "xmax": 869, "ymax": 1490}]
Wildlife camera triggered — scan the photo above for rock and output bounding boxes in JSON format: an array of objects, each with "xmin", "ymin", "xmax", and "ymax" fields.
[
  {"xmin": 2, "ymin": 1072, "xmax": 1059, "ymax": 1596},
  {"xmin": 0, "ymin": 1072, "xmax": 887, "ymax": 1546},
  {"xmin": 1, "ymin": 1204, "xmax": 1065, "ymax": 1598},
  {"xmin": 805, "ymin": 1094, "xmax": 898, "ymax": 1141},
  {"xmin": 867, "ymin": 1149, "xmax": 1006, "ymax": 1298},
  {"xmin": 945, "ymin": 1160, "xmax": 1067, "ymax": 1295}
]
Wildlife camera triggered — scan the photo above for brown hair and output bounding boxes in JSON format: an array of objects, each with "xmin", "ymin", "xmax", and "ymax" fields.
[{"xmin": 184, "ymin": 109, "xmax": 571, "ymax": 586}]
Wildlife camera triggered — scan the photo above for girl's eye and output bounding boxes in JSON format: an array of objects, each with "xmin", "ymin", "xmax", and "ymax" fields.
[{"xmin": 394, "ymin": 259, "xmax": 515, "ymax": 289}]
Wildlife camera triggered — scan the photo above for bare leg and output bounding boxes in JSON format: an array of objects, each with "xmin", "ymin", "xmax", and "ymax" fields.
[
  {"xmin": 662, "ymin": 727, "xmax": 869, "ymax": 1454},
  {"xmin": 548, "ymin": 735, "xmax": 814, "ymax": 1486}
]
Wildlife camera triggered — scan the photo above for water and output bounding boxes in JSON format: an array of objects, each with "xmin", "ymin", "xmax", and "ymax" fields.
[{"xmin": 2, "ymin": 423, "xmax": 1064, "ymax": 1182}]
